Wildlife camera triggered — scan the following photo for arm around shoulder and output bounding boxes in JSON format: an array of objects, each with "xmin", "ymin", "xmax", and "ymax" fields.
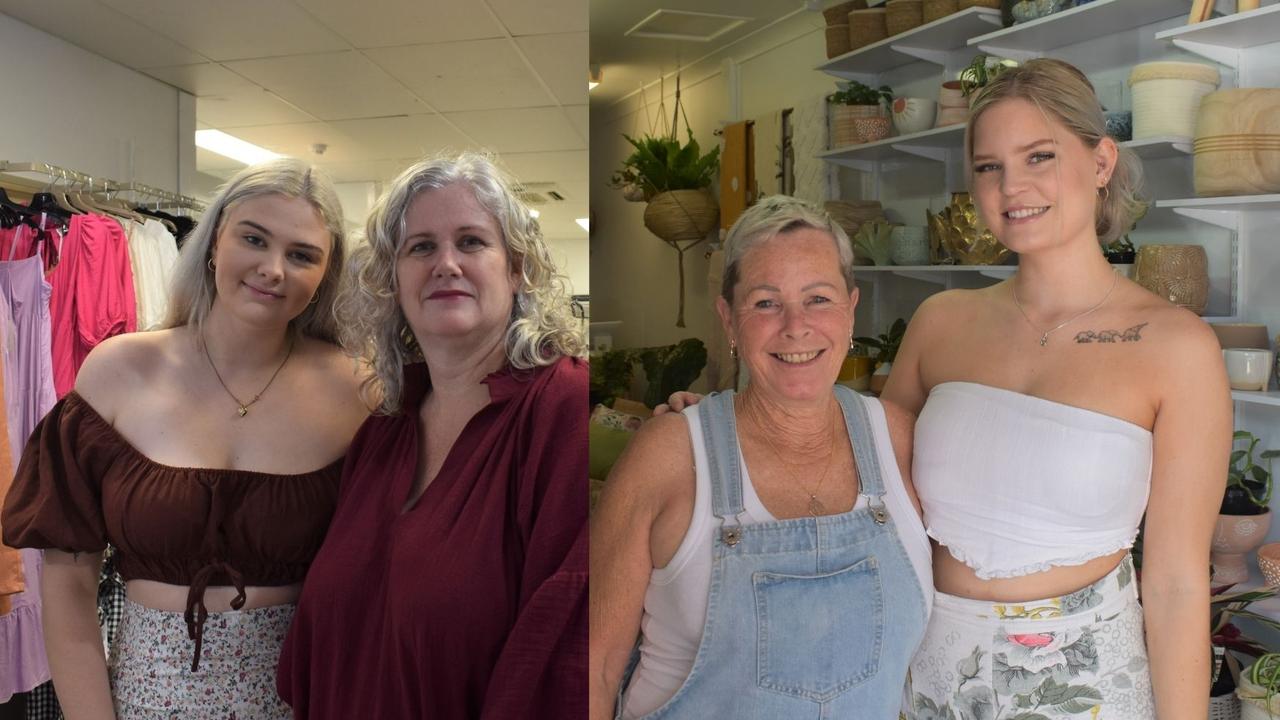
[{"xmin": 590, "ymin": 411, "xmax": 694, "ymax": 720}]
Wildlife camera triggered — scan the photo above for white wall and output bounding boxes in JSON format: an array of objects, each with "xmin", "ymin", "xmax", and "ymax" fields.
[{"xmin": 0, "ymin": 13, "xmax": 188, "ymax": 193}]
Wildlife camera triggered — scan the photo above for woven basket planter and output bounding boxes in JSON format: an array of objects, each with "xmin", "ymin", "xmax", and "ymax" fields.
[
  {"xmin": 959, "ymin": 0, "xmax": 1000, "ymax": 8},
  {"xmin": 848, "ymin": 8, "xmax": 888, "ymax": 49},
  {"xmin": 823, "ymin": 0, "xmax": 867, "ymax": 24},
  {"xmin": 644, "ymin": 190, "xmax": 719, "ymax": 328},
  {"xmin": 923, "ymin": 0, "xmax": 958, "ymax": 22},
  {"xmin": 826, "ymin": 23, "xmax": 852, "ymax": 57},
  {"xmin": 644, "ymin": 190, "xmax": 718, "ymax": 244},
  {"xmin": 886, "ymin": 0, "xmax": 924, "ymax": 35},
  {"xmin": 1129, "ymin": 61, "xmax": 1220, "ymax": 140},
  {"xmin": 832, "ymin": 104, "xmax": 887, "ymax": 147}
]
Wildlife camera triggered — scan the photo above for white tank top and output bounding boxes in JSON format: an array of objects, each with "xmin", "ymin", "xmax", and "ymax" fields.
[
  {"xmin": 619, "ymin": 397, "xmax": 933, "ymax": 719},
  {"xmin": 914, "ymin": 382, "xmax": 1152, "ymax": 580}
]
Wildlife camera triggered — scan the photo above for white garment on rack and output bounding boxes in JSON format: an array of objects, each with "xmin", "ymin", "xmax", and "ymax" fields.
[{"xmin": 125, "ymin": 219, "xmax": 179, "ymax": 331}]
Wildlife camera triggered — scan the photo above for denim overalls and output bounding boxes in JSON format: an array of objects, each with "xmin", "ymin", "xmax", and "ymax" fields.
[{"xmin": 620, "ymin": 386, "xmax": 929, "ymax": 719}]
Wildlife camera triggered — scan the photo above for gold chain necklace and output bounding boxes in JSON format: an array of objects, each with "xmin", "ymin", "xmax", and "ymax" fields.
[
  {"xmin": 202, "ymin": 334, "xmax": 295, "ymax": 418},
  {"xmin": 745, "ymin": 398, "xmax": 839, "ymax": 516},
  {"xmin": 1011, "ymin": 270, "xmax": 1118, "ymax": 347}
]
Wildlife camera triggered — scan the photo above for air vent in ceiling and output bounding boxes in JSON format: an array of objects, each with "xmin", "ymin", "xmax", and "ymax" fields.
[
  {"xmin": 515, "ymin": 183, "xmax": 566, "ymax": 205},
  {"xmin": 625, "ymin": 9, "xmax": 750, "ymax": 42}
]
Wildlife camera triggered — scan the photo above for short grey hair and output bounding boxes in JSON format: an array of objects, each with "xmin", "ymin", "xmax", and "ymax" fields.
[
  {"xmin": 163, "ymin": 157, "xmax": 348, "ymax": 344},
  {"xmin": 336, "ymin": 151, "xmax": 586, "ymax": 415},
  {"xmin": 720, "ymin": 195, "xmax": 855, "ymax": 303}
]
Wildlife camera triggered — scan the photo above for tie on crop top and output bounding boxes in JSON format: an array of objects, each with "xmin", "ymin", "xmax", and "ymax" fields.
[
  {"xmin": 913, "ymin": 382, "xmax": 1152, "ymax": 580},
  {"xmin": 1, "ymin": 392, "xmax": 342, "ymax": 670}
]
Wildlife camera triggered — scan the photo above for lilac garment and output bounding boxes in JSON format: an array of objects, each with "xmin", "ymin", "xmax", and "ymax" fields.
[{"xmin": 0, "ymin": 252, "xmax": 56, "ymax": 700}]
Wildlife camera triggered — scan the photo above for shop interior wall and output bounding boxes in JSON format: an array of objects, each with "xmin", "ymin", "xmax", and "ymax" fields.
[{"xmin": 0, "ymin": 13, "xmax": 188, "ymax": 196}]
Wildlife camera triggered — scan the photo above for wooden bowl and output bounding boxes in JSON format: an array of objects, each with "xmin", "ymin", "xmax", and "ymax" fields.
[{"xmin": 1194, "ymin": 89, "xmax": 1280, "ymax": 196}]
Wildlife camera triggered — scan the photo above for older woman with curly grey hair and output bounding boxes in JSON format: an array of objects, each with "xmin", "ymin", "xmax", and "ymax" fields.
[{"xmin": 277, "ymin": 151, "xmax": 588, "ymax": 719}]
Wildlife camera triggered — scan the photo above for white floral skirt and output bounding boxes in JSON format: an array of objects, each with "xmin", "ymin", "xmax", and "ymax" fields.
[
  {"xmin": 905, "ymin": 555, "xmax": 1153, "ymax": 720},
  {"xmin": 108, "ymin": 599, "xmax": 294, "ymax": 720}
]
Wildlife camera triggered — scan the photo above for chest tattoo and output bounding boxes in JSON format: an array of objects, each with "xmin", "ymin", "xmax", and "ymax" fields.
[{"xmin": 1074, "ymin": 322, "xmax": 1149, "ymax": 344}]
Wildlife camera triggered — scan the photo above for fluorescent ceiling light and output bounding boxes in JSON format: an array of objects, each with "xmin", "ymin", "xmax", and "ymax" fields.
[
  {"xmin": 589, "ymin": 64, "xmax": 602, "ymax": 91},
  {"xmin": 576, "ymin": 217, "xmax": 590, "ymax": 231},
  {"xmin": 529, "ymin": 209, "xmax": 541, "ymax": 218},
  {"xmin": 195, "ymin": 129, "xmax": 281, "ymax": 165}
]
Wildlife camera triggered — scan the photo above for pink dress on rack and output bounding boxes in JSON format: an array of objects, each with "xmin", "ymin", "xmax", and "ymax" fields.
[{"xmin": 49, "ymin": 214, "xmax": 135, "ymax": 397}]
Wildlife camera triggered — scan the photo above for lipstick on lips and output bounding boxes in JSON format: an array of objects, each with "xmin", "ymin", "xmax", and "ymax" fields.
[{"xmin": 428, "ymin": 289, "xmax": 472, "ymax": 300}]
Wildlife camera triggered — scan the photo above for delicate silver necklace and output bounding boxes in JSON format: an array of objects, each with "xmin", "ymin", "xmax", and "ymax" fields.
[{"xmin": 1011, "ymin": 270, "xmax": 1118, "ymax": 347}]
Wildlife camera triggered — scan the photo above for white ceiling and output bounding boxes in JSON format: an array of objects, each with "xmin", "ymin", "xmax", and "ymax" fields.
[
  {"xmin": 589, "ymin": 0, "xmax": 813, "ymax": 108},
  {"xmin": 0, "ymin": 0, "xmax": 588, "ymax": 241}
]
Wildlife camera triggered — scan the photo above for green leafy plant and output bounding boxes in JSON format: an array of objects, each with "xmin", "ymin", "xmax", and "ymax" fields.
[
  {"xmin": 610, "ymin": 130, "xmax": 720, "ymax": 199},
  {"xmin": 1223, "ymin": 430, "xmax": 1280, "ymax": 515},
  {"xmin": 855, "ymin": 318, "xmax": 907, "ymax": 366},
  {"xmin": 1102, "ymin": 236, "xmax": 1135, "ymax": 263},
  {"xmin": 959, "ymin": 53, "xmax": 1018, "ymax": 96},
  {"xmin": 588, "ymin": 338, "xmax": 708, "ymax": 409},
  {"xmin": 827, "ymin": 81, "xmax": 893, "ymax": 108},
  {"xmin": 1213, "ymin": 587, "xmax": 1280, "ymax": 696}
]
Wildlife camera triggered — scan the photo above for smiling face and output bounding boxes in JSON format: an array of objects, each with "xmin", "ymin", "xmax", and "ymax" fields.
[
  {"xmin": 396, "ymin": 181, "xmax": 519, "ymax": 348},
  {"xmin": 718, "ymin": 227, "xmax": 857, "ymax": 404},
  {"xmin": 970, "ymin": 97, "xmax": 1116, "ymax": 254},
  {"xmin": 209, "ymin": 193, "xmax": 332, "ymax": 329}
]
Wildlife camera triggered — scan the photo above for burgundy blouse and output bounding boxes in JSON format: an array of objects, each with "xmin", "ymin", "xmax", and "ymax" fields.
[
  {"xmin": 277, "ymin": 357, "xmax": 588, "ymax": 719},
  {"xmin": 1, "ymin": 392, "xmax": 342, "ymax": 669}
]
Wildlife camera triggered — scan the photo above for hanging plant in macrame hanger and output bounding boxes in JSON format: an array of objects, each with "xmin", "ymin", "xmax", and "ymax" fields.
[{"xmin": 613, "ymin": 72, "xmax": 720, "ymax": 327}]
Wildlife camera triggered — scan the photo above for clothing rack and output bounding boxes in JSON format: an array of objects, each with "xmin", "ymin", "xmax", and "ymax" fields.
[{"xmin": 0, "ymin": 161, "xmax": 206, "ymax": 212}]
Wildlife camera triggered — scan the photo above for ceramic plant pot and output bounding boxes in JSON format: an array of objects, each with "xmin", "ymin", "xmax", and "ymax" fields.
[
  {"xmin": 870, "ymin": 362, "xmax": 892, "ymax": 394},
  {"xmin": 890, "ymin": 226, "xmax": 931, "ymax": 265},
  {"xmin": 892, "ymin": 97, "xmax": 937, "ymax": 136},
  {"xmin": 1211, "ymin": 510, "xmax": 1271, "ymax": 584},
  {"xmin": 855, "ymin": 115, "xmax": 893, "ymax": 143}
]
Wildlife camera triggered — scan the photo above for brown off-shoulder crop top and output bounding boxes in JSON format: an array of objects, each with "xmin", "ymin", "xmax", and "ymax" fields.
[{"xmin": 1, "ymin": 392, "xmax": 343, "ymax": 670}]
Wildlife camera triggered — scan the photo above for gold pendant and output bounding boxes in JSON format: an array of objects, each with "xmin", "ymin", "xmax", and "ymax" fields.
[
  {"xmin": 1039, "ymin": 335, "xmax": 1049, "ymax": 347},
  {"xmin": 808, "ymin": 495, "xmax": 826, "ymax": 517},
  {"xmin": 237, "ymin": 406, "xmax": 248, "ymax": 417}
]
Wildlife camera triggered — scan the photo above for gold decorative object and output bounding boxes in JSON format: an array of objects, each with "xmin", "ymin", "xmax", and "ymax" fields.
[
  {"xmin": 1132, "ymin": 244, "xmax": 1209, "ymax": 315},
  {"xmin": 926, "ymin": 193, "xmax": 1011, "ymax": 266}
]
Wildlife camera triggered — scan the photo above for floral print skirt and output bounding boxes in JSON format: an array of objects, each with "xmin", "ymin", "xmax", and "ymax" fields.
[
  {"xmin": 108, "ymin": 599, "xmax": 295, "ymax": 720},
  {"xmin": 905, "ymin": 555, "xmax": 1153, "ymax": 720}
]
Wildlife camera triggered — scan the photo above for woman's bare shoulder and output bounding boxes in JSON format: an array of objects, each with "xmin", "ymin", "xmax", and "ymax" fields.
[{"xmin": 74, "ymin": 329, "xmax": 186, "ymax": 420}]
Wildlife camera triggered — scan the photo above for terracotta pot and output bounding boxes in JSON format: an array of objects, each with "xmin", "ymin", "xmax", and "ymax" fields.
[
  {"xmin": 1212, "ymin": 510, "xmax": 1271, "ymax": 584},
  {"xmin": 938, "ymin": 80, "xmax": 967, "ymax": 109}
]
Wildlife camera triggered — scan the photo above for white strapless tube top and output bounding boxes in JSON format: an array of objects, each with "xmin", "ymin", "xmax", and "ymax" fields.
[{"xmin": 914, "ymin": 381, "xmax": 1152, "ymax": 579}]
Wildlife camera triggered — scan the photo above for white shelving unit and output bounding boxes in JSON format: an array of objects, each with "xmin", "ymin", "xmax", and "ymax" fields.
[
  {"xmin": 968, "ymin": 0, "xmax": 1192, "ymax": 61},
  {"xmin": 819, "ymin": 124, "xmax": 965, "ymax": 170},
  {"xmin": 1155, "ymin": 3, "xmax": 1280, "ymax": 68},
  {"xmin": 817, "ymin": 8, "xmax": 1001, "ymax": 80},
  {"xmin": 1234, "ymin": 392, "xmax": 1280, "ymax": 409}
]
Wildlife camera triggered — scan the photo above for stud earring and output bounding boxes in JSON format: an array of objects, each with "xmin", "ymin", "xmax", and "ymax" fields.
[{"xmin": 728, "ymin": 341, "xmax": 738, "ymax": 360}]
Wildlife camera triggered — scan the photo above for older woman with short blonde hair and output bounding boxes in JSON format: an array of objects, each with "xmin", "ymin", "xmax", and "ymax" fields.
[{"xmin": 278, "ymin": 152, "xmax": 588, "ymax": 719}]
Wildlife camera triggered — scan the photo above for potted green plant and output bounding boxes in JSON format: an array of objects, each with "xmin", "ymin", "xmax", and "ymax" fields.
[
  {"xmin": 1211, "ymin": 584, "xmax": 1280, "ymax": 716},
  {"xmin": 828, "ymin": 81, "xmax": 894, "ymax": 147},
  {"xmin": 1102, "ymin": 236, "xmax": 1136, "ymax": 265},
  {"xmin": 1214, "ymin": 431, "xmax": 1279, "ymax": 584},
  {"xmin": 958, "ymin": 53, "xmax": 1019, "ymax": 97},
  {"xmin": 855, "ymin": 317, "xmax": 906, "ymax": 394},
  {"xmin": 611, "ymin": 124, "xmax": 721, "ymax": 328},
  {"xmin": 1239, "ymin": 652, "xmax": 1280, "ymax": 719}
]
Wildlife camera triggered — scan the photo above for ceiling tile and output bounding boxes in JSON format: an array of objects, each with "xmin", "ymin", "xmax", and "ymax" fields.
[
  {"xmin": 225, "ymin": 51, "xmax": 377, "ymax": 89},
  {"xmin": 327, "ymin": 115, "xmax": 476, "ymax": 161},
  {"xmin": 565, "ymin": 104, "xmax": 588, "ymax": 145},
  {"xmin": 489, "ymin": 0, "xmax": 588, "ymax": 36},
  {"xmin": 144, "ymin": 63, "xmax": 258, "ymax": 96},
  {"xmin": 273, "ymin": 82, "xmax": 429, "ymax": 122},
  {"xmin": 100, "ymin": 0, "xmax": 349, "ymax": 61},
  {"xmin": 196, "ymin": 90, "xmax": 316, "ymax": 128},
  {"xmin": 0, "ymin": 0, "xmax": 206, "ymax": 67},
  {"xmin": 224, "ymin": 122, "xmax": 362, "ymax": 164},
  {"xmin": 366, "ymin": 39, "xmax": 555, "ymax": 113},
  {"xmin": 294, "ymin": 0, "xmax": 505, "ymax": 48},
  {"xmin": 498, "ymin": 150, "xmax": 588, "ymax": 183},
  {"xmin": 442, "ymin": 107, "xmax": 585, "ymax": 154},
  {"xmin": 517, "ymin": 32, "xmax": 588, "ymax": 106},
  {"xmin": 195, "ymin": 146, "xmax": 246, "ymax": 174}
]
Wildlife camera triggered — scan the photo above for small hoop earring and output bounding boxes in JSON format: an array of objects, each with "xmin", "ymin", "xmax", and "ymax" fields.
[
  {"xmin": 309, "ymin": 293, "xmax": 319, "ymax": 305},
  {"xmin": 728, "ymin": 341, "xmax": 738, "ymax": 360},
  {"xmin": 207, "ymin": 258, "xmax": 216, "ymax": 272},
  {"xmin": 849, "ymin": 335, "xmax": 855, "ymax": 352},
  {"xmin": 1099, "ymin": 184, "xmax": 1110, "ymax": 203}
]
